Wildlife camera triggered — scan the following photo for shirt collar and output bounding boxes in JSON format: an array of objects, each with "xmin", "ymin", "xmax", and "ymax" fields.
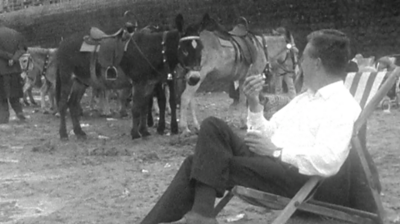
[{"xmin": 307, "ymin": 81, "xmax": 344, "ymax": 100}]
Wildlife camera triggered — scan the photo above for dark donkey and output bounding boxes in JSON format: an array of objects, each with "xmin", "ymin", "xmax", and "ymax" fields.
[
  {"xmin": 120, "ymin": 14, "xmax": 184, "ymax": 139},
  {"xmin": 56, "ymin": 25, "xmax": 134, "ymax": 140}
]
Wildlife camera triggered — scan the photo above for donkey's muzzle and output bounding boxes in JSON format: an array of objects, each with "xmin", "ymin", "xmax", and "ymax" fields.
[
  {"xmin": 187, "ymin": 71, "xmax": 201, "ymax": 86},
  {"xmin": 106, "ymin": 66, "xmax": 118, "ymax": 81}
]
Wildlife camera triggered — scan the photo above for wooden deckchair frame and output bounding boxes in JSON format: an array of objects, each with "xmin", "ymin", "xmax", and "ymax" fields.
[{"xmin": 213, "ymin": 67, "xmax": 400, "ymax": 224}]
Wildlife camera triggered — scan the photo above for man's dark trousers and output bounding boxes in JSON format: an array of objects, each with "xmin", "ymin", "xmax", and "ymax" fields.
[{"xmin": 140, "ymin": 117, "xmax": 357, "ymax": 224}]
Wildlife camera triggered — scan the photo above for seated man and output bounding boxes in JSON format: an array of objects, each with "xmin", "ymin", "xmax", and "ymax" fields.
[{"xmin": 140, "ymin": 29, "xmax": 362, "ymax": 224}]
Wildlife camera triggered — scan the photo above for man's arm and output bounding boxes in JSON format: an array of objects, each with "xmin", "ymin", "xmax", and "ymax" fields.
[{"xmin": 281, "ymin": 108, "xmax": 360, "ymax": 177}]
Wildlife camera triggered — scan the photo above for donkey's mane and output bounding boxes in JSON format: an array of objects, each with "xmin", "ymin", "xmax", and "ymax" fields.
[{"xmin": 27, "ymin": 47, "xmax": 50, "ymax": 55}]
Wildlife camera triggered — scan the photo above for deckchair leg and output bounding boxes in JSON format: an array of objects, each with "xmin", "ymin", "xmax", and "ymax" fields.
[
  {"xmin": 213, "ymin": 190, "xmax": 234, "ymax": 217},
  {"xmin": 352, "ymin": 137, "xmax": 385, "ymax": 224},
  {"xmin": 272, "ymin": 176, "xmax": 321, "ymax": 224}
]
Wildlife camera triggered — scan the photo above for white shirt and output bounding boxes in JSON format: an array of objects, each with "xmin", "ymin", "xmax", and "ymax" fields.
[{"xmin": 247, "ymin": 81, "xmax": 361, "ymax": 177}]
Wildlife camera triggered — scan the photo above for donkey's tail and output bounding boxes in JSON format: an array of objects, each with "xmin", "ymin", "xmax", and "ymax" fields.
[{"xmin": 55, "ymin": 65, "xmax": 61, "ymax": 108}]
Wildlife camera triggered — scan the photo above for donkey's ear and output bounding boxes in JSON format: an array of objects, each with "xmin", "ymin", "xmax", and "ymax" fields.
[{"xmin": 175, "ymin": 14, "xmax": 184, "ymax": 33}]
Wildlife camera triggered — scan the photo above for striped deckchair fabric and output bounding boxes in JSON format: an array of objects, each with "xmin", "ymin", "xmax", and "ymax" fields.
[{"xmin": 345, "ymin": 71, "xmax": 387, "ymax": 108}]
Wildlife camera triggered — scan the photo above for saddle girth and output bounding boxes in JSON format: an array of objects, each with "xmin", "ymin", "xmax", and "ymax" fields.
[{"xmin": 89, "ymin": 45, "xmax": 107, "ymax": 89}]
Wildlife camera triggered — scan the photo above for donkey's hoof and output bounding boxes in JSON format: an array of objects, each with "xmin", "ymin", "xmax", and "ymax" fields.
[
  {"xmin": 60, "ymin": 135, "xmax": 69, "ymax": 141},
  {"xmin": 140, "ymin": 130, "xmax": 151, "ymax": 138},
  {"xmin": 170, "ymin": 124, "xmax": 179, "ymax": 135},
  {"xmin": 74, "ymin": 130, "xmax": 87, "ymax": 140},
  {"xmin": 131, "ymin": 131, "xmax": 141, "ymax": 140},
  {"xmin": 180, "ymin": 129, "xmax": 192, "ymax": 138}
]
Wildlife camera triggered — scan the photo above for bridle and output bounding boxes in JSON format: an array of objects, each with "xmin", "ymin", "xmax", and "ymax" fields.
[
  {"xmin": 178, "ymin": 35, "xmax": 202, "ymax": 73},
  {"xmin": 267, "ymin": 43, "xmax": 298, "ymax": 77}
]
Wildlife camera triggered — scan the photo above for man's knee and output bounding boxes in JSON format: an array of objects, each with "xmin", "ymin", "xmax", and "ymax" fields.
[{"xmin": 200, "ymin": 116, "xmax": 225, "ymax": 132}]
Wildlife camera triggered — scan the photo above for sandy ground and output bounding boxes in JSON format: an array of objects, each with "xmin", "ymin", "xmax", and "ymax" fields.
[{"xmin": 0, "ymin": 91, "xmax": 399, "ymax": 224}]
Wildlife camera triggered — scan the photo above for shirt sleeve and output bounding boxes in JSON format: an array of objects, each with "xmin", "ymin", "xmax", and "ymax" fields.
[
  {"xmin": 246, "ymin": 105, "xmax": 278, "ymax": 138},
  {"xmin": 281, "ymin": 107, "xmax": 361, "ymax": 177}
]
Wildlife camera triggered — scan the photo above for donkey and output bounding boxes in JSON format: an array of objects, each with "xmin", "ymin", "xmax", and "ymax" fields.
[
  {"xmin": 56, "ymin": 26, "xmax": 133, "ymax": 140},
  {"xmin": 19, "ymin": 47, "xmax": 58, "ymax": 113},
  {"xmin": 177, "ymin": 13, "xmax": 298, "ymax": 135},
  {"xmin": 119, "ymin": 14, "xmax": 184, "ymax": 139}
]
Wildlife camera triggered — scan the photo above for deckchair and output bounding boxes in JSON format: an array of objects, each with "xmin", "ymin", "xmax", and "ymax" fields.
[{"xmin": 213, "ymin": 67, "xmax": 400, "ymax": 224}]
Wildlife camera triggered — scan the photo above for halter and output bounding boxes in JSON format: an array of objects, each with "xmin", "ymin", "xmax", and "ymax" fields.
[
  {"xmin": 267, "ymin": 43, "xmax": 298, "ymax": 77},
  {"xmin": 178, "ymin": 35, "xmax": 202, "ymax": 72}
]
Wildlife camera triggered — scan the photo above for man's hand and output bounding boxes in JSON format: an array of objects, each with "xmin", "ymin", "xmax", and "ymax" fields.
[
  {"xmin": 8, "ymin": 59, "xmax": 14, "ymax": 66},
  {"xmin": 245, "ymin": 130, "xmax": 278, "ymax": 156},
  {"xmin": 243, "ymin": 74, "xmax": 265, "ymax": 104},
  {"xmin": 243, "ymin": 74, "xmax": 265, "ymax": 113}
]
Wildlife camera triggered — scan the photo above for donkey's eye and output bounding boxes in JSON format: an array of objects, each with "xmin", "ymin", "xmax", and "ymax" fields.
[{"xmin": 182, "ymin": 50, "xmax": 189, "ymax": 56}]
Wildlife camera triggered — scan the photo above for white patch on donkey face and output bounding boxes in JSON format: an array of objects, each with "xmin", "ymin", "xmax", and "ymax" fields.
[{"xmin": 191, "ymin": 40, "xmax": 197, "ymax": 49}]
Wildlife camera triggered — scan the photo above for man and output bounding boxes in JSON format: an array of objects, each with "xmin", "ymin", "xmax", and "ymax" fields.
[
  {"xmin": 0, "ymin": 25, "xmax": 27, "ymax": 124},
  {"xmin": 140, "ymin": 29, "xmax": 364, "ymax": 224}
]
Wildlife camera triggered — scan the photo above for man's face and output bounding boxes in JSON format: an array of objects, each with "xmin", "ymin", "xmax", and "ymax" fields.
[{"xmin": 299, "ymin": 43, "xmax": 318, "ymax": 87}]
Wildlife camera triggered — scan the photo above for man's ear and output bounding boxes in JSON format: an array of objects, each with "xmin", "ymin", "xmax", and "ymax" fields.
[{"xmin": 315, "ymin": 57, "xmax": 322, "ymax": 70}]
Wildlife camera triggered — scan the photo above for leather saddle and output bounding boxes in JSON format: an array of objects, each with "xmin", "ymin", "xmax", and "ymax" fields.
[
  {"xmin": 214, "ymin": 19, "xmax": 257, "ymax": 65},
  {"xmin": 229, "ymin": 23, "xmax": 248, "ymax": 37},
  {"xmin": 82, "ymin": 27, "xmax": 125, "ymax": 46}
]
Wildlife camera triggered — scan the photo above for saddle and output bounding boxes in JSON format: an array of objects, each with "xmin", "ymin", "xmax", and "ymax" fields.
[
  {"xmin": 214, "ymin": 20, "xmax": 258, "ymax": 65},
  {"xmin": 89, "ymin": 27, "xmax": 125, "ymax": 41},
  {"xmin": 79, "ymin": 27, "xmax": 132, "ymax": 88},
  {"xmin": 229, "ymin": 23, "xmax": 248, "ymax": 37},
  {"xmin": 82, "ymin": 27, "xmax": 125, "ymax": 46}
]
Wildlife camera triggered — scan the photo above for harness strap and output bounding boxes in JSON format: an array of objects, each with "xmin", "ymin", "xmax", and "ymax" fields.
[
  {"xmin": 161, "ymin": 31, "xmax": 173, "ymax": 81},
  {"xmin": 89, "ymin": 45, "xmax": 107, "ymax": 89},
  {"xmin": 41, "ymin": 52, "xmax": 50, "ymax": 77}
]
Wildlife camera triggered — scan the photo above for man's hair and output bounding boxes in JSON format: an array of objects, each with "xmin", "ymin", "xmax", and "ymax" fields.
[{"xmin": 307, "ymin": 29, "xmax": 350, "ymax": 77}]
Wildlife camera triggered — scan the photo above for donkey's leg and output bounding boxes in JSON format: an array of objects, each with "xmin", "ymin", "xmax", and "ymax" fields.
[
  {"xmin": 165, "ymin": 84, "xmax": 172, "ymax": 115},
  {"xmin": 40, "ymin": 81, "xmax": 48, "ymax": 111},
  {"xmin": 23, "ymin": 86, "xmax": 32, "ymax": 106},
  {"xmin": 69, "ymin": 80, "xmax": 87, "ymax": 139},
  {"xmin": 179, "ymin": 81, "xmax": 201, "ymax": 136},
  {"xmin": 167, "ymin": 79, "xmax": 178, "ymax": 134},
  {"xmin": 139, "ymin": 93, "xmax": 152, "ymax": 138},
  {"xmin": 131, "ymin": 84, "xmax": 149, "ymax": 139},
  {"xmin": 27, "ymin": 86, "xmax": 37, "ymax": 106},
  {"xmin": 102, "ymin": 89, "xmax": 112, "ymax": 117},
  {"xmin": 147, "ymin": 96, "xmax": 154, "ymax": 127},
  {"xmin": 118, "ymin": 88, "xmax": 130, "ymax": 118},
  {"xmin": 283, "ymin": 73, "xmax": 296, "ymax": 99},
  {"xmin": 89, "ymin": 87, "xmax": 97, "ymax": 111},
  {"xmin": 49, "ymin": 85, "xmax": 57, "ymax": 114},
  {"xmin": 57, "ymin": 69, "xmax": 73, "ymax": 140},
  {"xmin": 154, "ymin": 83, "xmax": 166, "ymax": 135}
]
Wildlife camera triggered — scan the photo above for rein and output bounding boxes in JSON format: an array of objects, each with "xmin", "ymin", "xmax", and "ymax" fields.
[{"xmin": 130, "ymin": 30, "xmax": 177, "ymax": 81}]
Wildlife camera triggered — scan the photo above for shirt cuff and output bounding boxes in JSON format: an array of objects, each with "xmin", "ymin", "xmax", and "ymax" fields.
[{"xmin": 246, "ymin": 106, "xmax": 265, "ymax": 130}]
